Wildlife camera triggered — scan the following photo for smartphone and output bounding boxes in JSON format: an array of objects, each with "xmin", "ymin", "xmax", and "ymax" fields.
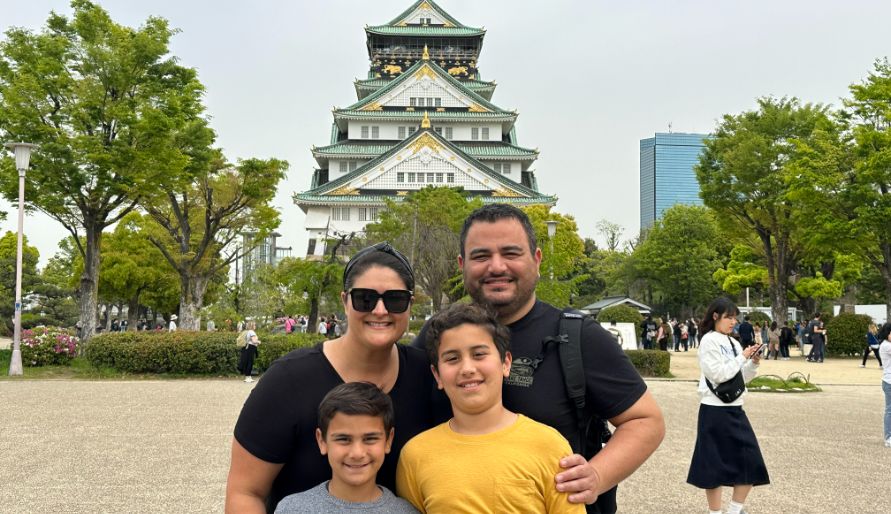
[{"xmin": 749, "ymin": 343, "xmax": 764, "ymax": 358}]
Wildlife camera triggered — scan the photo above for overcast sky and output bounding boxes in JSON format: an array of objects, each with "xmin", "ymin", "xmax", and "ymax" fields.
[{"xmin": 2, "ymin": 0, "xmax": 890, "ymax": 265}]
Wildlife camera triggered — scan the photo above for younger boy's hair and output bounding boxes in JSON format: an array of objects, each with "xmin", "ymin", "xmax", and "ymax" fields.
[
  {"xmin": 425, "ymin": 303, "xmax": 510, "ymax": 369},
  {"xmin": 317, "ymin": 382, "xmax": 394, "ymax": 437}
]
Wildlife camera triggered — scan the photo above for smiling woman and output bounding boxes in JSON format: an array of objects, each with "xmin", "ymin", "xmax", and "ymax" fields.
[{"xmin": 226, "ymin": 242, "xmax": 447, "ymax": 513}]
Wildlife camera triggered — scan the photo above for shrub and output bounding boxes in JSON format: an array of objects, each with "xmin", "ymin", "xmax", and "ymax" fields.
[
  {"xmin": 20, "ymin": 326, "xmax": 80, "ymax": 366},
  {"xmin": 83, "ymin": 331, "xmax": 324, "ymax": 375},
  {"xmin": 597, "ymin": 305, "xmax": 644, "ymax": 324},
  {"xmin": 745, "ymin": 311, "xmax": 771, "ymax": 324},
  {"xmin": 825, "ymin": 313, "xmax": 871, "ymax": 357},
  {"xmin": 625, "ymin": 349, "xmax": 670, "ymax": 377}
]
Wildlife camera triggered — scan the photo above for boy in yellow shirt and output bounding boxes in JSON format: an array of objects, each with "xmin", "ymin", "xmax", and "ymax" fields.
[{"xmin": 396, "ymin": 303, "xmax": 583, "ymax": 513}]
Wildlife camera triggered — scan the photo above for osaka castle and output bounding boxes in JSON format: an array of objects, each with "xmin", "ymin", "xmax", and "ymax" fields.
[{"xmin": 294, "ymin": 0, "xmax": 556, "ymax": 257}]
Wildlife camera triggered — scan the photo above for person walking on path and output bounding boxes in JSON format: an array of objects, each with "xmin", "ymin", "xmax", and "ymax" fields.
[
  {"xmin": 658, "ymin": 318, "xmax": 671, "ymax": 351},
  {"xmin": 878, "ymin": 322, "xmax": 891, "ymax": 447},
  {"xmin": 806, "ymin": 313, "xmax": 826, "ymax": 363},
  {"xmin": 861, "ymin": 323, "xmax": 883, "ymax": 368},
  {"xmin": 687, "ymin": 297, "xmax": 769, "ymax": 514},
  {"xmin": 779, "ymin": 321, "xmax": 794, "ymax": 360},
  {"xmin": 238, "ymin": 321, "xmax": 261, "ymax": 383},
  {"xmin": 688, "ymin": 318, "xmax": 699, "ymax": 349},
  {"xmin": 737, "ymin": 316, "xmax": 755, "ymax": 349},
  {"xmin": 768, "ymin": 321, "xmax": 781, "ymax": 360}
]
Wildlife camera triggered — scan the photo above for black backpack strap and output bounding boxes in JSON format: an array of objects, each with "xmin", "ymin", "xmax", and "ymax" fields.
[{"xmin": 556, "ymin": 308, "xmax": 587, "ymax": 455}]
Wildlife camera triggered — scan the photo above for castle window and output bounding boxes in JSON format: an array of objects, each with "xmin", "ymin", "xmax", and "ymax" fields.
[
  {"xmin": 397, "ymin": 172, "xmax": 404, "ymax": 182},
  {"xmin": 471, "ymin": 127, "xmax": 479, "ymax": 140},
  {"xmin": 447, "ymin": 173, "xmax": 455, "ymax": 183},
  {"xmin": 339, "ymin": 161, "xmax": 348, "ymax": 173},
  {"xmin": 482, "ymin": 127, "xmax": 490, "ymax": 140},
  {"xmin": 371, "ymin": 126, "xmax": 379, "ymax": 139},
  {"xmin": 398, "ymin": 126, "xmax": 406, "ymax": 139},
  {"xmin": 434, "ymin": 127, "xmax": 442, "ymax": 136},
  {"xmin": 445, "ymin": 127, "xmax": 453, "ymax": 139},
  {"xmin": 331, "ymin": 207, "xmax": 351, "ymax": 221},
  {"xmin": 361, "ymin": 126, "xmax": 369, "ymax": 139}
]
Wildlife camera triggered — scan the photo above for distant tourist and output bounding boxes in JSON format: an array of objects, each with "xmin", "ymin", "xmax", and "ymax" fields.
[
  {"xmin": 877, "ymin": 322, "xmax": 891, "ymax": 448},
  {"xmin": 206, "ymin": 319, "xmax": 216, "ymax": 332},
  {"xmin": 168, "ymin": 314, "xmax": 178, "ymax": 332},
  {"xmin": 861, "ymin": 323, "xmax": 883, "ymax": 368},
  {"xmin": 237, "ymin": 321, "xmax": 261, "ymax": 384},
  {"xmin": 687, "ymin": 297, "xmax": 769, "ymax": 514}
]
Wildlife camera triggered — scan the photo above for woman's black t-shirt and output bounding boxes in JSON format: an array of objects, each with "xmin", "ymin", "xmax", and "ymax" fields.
[{"xmin": 233, "ymin": 342, "xmax": 444, "ymax": 512}]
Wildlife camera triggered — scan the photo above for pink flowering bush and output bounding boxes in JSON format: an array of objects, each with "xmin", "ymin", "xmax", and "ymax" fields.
[{"xmin": 21, "ymin": 326, "xmax": 80, "ymax": 366}]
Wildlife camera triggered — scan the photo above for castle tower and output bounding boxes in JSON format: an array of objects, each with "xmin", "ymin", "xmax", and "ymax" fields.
[{"xmin": 295, "ymin": 0, "xmax": 555, "ymax": 257}]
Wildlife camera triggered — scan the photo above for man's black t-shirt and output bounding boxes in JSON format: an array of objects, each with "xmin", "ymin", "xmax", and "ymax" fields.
[
  {"xmin": 233, "ymin": 342, "xmax": 443, "ymax": 512},
  {"xmin": 413, "ymin": 300, "xmax": 647, "ymax": 445}
]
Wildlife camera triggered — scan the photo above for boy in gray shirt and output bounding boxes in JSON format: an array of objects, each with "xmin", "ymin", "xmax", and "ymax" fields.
[{"xmin": 274, "ymin": 382, "xmax": 417, "ymax": 513}]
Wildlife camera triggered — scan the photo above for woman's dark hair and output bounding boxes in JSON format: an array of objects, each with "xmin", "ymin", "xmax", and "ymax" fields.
[
  {"xmin": 343, "ymin": 242, "xmax": 415, "ymax": 291},
  {"xmin": 877, "ymin": 322, "xmax": 891, "ymax": 343},
  {"xmin": 425, "ymin": 303, "xmax": 510, "ymax": 370},
  {"xmin": 699, "ymin": 297, "xmax": 740, "ymax": 335},
  {"xmin": 770, "ymin": 321, "xmax": 778, "ymax": 331},
  {"xmin": 317, "ymin": 382, "xmax": 394, "ymax": 437}
]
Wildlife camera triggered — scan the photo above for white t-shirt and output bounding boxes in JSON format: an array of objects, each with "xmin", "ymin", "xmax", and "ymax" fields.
[
  {"xmin": 880, "ymin": 340, "xmax": 891, "ymax": 385},
  {"xmin": 169, "ymin": 320, "xmax": 177, "ymax": 332},
  {"xmin": 318, "ymin": 322, "xmax": 327, "ymax": 335}
]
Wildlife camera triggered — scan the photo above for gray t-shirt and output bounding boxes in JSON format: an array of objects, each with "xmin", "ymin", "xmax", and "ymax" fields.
[{"xmin": 274, "ymin": 482, "xmax": 418, "ymax": 513}]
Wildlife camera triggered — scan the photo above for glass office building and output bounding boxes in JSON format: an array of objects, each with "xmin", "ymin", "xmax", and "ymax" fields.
[{"xmin": 639, "ymin": 132, "xmax": 707, "ymax": 230}]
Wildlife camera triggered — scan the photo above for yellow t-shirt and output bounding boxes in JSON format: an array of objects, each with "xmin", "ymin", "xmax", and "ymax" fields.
[{"xmin": 396, "ymin": 414, "xmax": 584, "ymax": 514}]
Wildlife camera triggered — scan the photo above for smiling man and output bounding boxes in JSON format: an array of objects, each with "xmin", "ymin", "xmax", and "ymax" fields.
[{"xmin": 413, "ymin": 204, "xmax": 665, "ymax": 514}]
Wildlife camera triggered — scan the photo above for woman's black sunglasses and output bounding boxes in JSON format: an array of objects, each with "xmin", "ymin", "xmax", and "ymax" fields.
[{"xmin": 348, "ymin": 288, "xmax": 413, "ymax": 313}]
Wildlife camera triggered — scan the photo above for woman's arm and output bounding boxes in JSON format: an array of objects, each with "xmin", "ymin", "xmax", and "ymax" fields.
[{"xmin": 225, "ymin": 439, "xmax": 284, "ymax": 514}]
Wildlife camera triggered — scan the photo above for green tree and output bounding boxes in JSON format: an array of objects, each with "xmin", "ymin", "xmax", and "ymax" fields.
[
  {"xmin": 99, "ymin": 212, "xmax": 179, "ymax": 329},
  {"xmin": 828, "ymin": 59, "xmax": 891, "ymax": 319},
  {"xmin": 523, "ymin": 205, "xmax": 587, "ymax": 308},
  {"xmin": 632, "ymin": 205, "xmax": 724, "ymax": 317},
  {"xmin": 275, "ymin": 256, "xmax": 343, "ymax": 330},
  {"xmin": 365, "ymin": 186, "xmax": 481, "ymax": 312},
  {"xmin": 143, "ymin": 155, "xmax": 287, "ymax": 330},
  {"xmin": 0, "ymin": 231, "xmax": 39, "ymax": 335},
  {"xmin": 712, "ymin": 245, "xmax": 769, "ymax": 296},
  {"xmin": 0, "ymin": 1, "xmax": 206, "ymax": 339},
  {"xmin": 697, "ymin": 97, "xmax": 831, "ymax": 324},
  {"xmin": 29, "ymin": 238, "xmax": 80, "ymax": 329}
]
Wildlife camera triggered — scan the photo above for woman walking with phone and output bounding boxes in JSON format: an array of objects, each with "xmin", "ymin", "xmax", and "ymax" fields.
[
  {"xmin": 878, "ymin": 322, "xmax": 891, "ymax": 448},
  {"xmin": 687, "ymin": 298, "xmax": 769, "ymax": 514}
]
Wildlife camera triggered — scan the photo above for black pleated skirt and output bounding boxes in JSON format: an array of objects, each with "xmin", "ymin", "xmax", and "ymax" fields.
[{"xmin": 686, "ymin": 403, "xmax": 770, "ymax": 489}]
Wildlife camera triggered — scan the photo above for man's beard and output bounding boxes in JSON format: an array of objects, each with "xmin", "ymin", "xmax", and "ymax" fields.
[{"xmin": 467, "ymin": 275, "xmax": 537, "ymax": 321}]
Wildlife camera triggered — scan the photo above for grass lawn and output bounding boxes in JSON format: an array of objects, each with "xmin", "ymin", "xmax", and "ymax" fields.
[{"xmin": 748, "ymin": 372, "xmax": 821, "ymax": 393}]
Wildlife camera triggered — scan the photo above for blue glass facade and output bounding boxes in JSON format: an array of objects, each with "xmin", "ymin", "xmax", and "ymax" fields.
[{"xmin": 639, "ymin": 132, "xmax": 707, "ymax": 230}]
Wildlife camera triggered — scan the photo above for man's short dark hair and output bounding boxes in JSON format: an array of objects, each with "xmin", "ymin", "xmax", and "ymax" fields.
[
  {"xmin": 317, "ymin": 382, "xmax": 394, "ymax": 437},
  {"xmin": 459, "ymin": 204, "xmax": 537, "ymax": 258},
  {"xmin": 425, "ymin": 303, "xmax": 510, "ymax": 369}
]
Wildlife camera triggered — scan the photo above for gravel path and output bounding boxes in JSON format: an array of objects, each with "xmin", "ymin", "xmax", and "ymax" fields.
[{"xmin": 1, "ymin": 356, "xmax": 888, "ymax": 513}]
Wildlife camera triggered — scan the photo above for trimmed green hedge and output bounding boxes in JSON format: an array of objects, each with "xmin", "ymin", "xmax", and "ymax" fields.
[
  {"xmin": 83, "ymin": 331, "xmax": 324, "ymax": 374},
  {"xmin": 825, "ymin": 313, "xmax": 872, "ymax": 357},
  {"xmin": 625, "ymin": 349, "xmax": 670, "ymax": 377},
  {"xmin": 597, "ymin": 305, "xmax": 644, "ymax": 324}
]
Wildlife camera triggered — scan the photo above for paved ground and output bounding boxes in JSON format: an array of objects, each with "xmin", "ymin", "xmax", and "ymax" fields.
[{"xmin": 1, "ymin": 349, "xmax": 888, "ymax": 513}]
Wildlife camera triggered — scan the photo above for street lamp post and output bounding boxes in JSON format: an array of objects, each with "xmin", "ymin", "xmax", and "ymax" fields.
[
  {"xmin": 546, "ymin": 220, "xmax": 558, "ymax": 281},
  {"xmin": 4, "ymin": 142, "xmax": 38, "ymax": 376}
]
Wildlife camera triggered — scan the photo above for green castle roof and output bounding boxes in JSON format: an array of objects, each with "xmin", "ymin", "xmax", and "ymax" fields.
[
  {"xmin": 355, "ymin": 76, "xmax": 496, "ymax": 101},
  {"xmin": 312, "ymin": 140, "xmax": 538, "ymax": 164},
  {"xmin": 387, "ymin": 0, "xmax": 467, "ymax": 28},
  {"xmin": 343, "ymin": 58, "xmax": 509, "ymax": 114},
  {"xmin": 302, "ymin": 128, "xmax": 544, "ymax": 200}
]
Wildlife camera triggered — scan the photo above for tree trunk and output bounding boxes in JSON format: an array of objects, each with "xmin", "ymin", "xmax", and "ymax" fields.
[
  {"xmin": 78, "ymin": 224, "xmax": 102, "ymax": 341},
  {"xmin": 758, "ymin": 228, "xmax": 789, "ymax": 325},
  {"xmin": 179, "ymin": 274, "xmax": 209, "ymax": 331},
  {"xmin": 308, "ymin": 295, "xmax": 321, "ymax": 332},
  {"xmin": 127, "ymin": 293, "xmax": 141, "ymax": 331}
]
